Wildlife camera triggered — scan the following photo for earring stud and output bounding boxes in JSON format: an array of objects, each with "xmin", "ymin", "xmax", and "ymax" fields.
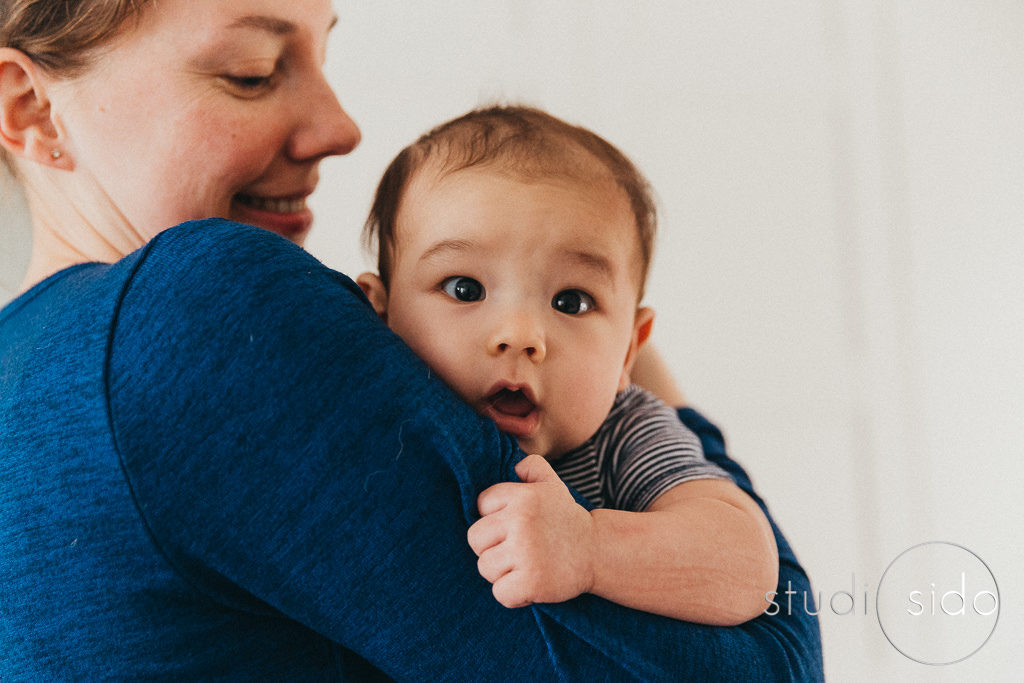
[{"xmin": 50, "ymin": 149, "xmax": 62, "ymax": 160}]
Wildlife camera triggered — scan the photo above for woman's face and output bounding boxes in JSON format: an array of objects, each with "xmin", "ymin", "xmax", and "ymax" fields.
[{"xmin": 52, "ymin": 0, "xmax": 359, "ymax": 245}]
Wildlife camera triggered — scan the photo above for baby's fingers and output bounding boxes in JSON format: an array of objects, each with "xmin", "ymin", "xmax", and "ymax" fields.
[
  {"xmin": 466, "ymin": 514, "xmax": 506, "ymax": 556},
  {"xmin": 476, "ymin": 545, "xmax": 514, "ymax": 585},
  {"xmin": 491, "ymin": 570, "xmax": 535, "ymax": 609},
  {"xmin": 476, "ymin": 482, "xmax": 518, "ymax": 517}
]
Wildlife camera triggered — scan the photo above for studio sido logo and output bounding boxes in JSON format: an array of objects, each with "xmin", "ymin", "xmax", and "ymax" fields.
[{"xmin": 875, "ymin": 542, "xmax": 999, "ymax": 665}]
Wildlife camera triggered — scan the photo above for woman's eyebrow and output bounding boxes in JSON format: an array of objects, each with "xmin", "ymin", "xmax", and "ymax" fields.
[
  {"xmin": 226, "ymin": 14, "xmax": 339, "ymax": 35},
  {"xmin": 227, "ymin": 15, "xmax": 298, "ymax": 36}
]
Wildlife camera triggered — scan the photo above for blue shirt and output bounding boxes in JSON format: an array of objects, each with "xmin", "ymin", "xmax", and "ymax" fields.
[{"xmin": 0, "ymin": 219, "xmax": 822, "ymax": 681}]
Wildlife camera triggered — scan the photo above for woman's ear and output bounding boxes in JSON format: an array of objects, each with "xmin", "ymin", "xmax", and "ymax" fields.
[
  {"xmin": 0, "ymin": 47, "xmax": 70, "ymax": 169},
  {"xmin": 618, "ymin": 306, "xmax": 655, "ymax": 391},
  {"xmin": 355, "ymin": 272, "xmax": 389, "ymax": 323}
]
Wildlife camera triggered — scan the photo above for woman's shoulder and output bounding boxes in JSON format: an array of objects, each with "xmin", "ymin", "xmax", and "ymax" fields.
[
  {"xmin": 142, "ymin": 218, "xmax": 313, "ymax": 278},
  {"xmin": 123, "ymin": 218, "xmax": 363, "ymax": 316},
  {"xmin": 110, "ymin": 219, "xmax": 371, "ymax": 392}
]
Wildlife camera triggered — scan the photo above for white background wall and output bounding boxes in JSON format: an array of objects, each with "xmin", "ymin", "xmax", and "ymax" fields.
[{"xmin": 2, "ymin": 2, "xmax": 1021, "ymax": 680}]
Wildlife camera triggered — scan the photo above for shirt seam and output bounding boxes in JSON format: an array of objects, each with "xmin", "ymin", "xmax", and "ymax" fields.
[{"xmin": 100, "ymin": 227, "xmax": 265, "ymax": 613}]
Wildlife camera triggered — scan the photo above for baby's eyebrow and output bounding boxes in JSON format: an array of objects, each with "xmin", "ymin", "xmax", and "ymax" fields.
[
  {"xmin": 565, "ymin": 250, "xmax": 615, "ymax": 282},
  {"xmin": 419, "ymin": 238, "xmax": 477, "ymax": 262}
]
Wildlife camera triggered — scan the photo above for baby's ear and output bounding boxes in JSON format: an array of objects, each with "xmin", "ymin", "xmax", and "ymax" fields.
[
  {"xmin": 355, "ymin": 272, "xmax": 389, "ymax": 323},
  {"xmin": 633, "ymin": 306, "xmax": 654, "ymax": 347},
  {"xmin": 619, "ymin": 306, "xmax": 655, "ymax": 391}
]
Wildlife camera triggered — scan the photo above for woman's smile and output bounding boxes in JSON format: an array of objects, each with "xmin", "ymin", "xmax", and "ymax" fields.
[
  {"xmin": 232, "ymin": 192, "xmax": 314, "ymax": 240},
  {"xmin": 234, "ymin": 193, "xmax": 309, "ymax": 214}
]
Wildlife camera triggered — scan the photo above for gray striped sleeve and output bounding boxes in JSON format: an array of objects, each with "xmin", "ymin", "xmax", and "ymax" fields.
[
  {"xmin": 552, "ymin": 385, "xmax": 730, "ymax": 511},
  {"xmin": 600, "ymin": 385, "xmax": 730, "ymax": 511}
]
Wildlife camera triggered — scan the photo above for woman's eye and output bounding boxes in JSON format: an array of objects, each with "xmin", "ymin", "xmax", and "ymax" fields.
[
  {"xmin": 441, "ymin": 276, "xmax": 485, "ymax": 302},
  {"xmin": 552, "ymin": 289, "xmax": 595, "ymax": 315},
  {"xmin": 223, "ymin": 74, "xmax": 275, "ymax": 93}
]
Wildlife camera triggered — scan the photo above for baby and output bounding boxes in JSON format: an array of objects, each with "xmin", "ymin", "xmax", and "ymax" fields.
[{"xmin": 357, "ymin": 106, "xmax": 777, "ymax": 625}]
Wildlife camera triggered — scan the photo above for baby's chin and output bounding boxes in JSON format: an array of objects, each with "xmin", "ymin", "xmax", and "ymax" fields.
[{"xmin": 514, "ymin": 434, "xmax": 561, "ymax": 460}]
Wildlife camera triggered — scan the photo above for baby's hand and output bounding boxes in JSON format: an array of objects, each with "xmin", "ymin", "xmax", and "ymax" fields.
[{"xmin": 467, "ymin": 454, "xmax": 596, "ymax": 608}]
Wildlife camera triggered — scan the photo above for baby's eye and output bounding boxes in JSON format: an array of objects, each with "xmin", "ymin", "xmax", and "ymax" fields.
[
  {"xmin": 552, "ymin": 289, "xmax": 595, "ymax": 315},
  {"xmin": 441, "ymin": 276, "xmax": 485, "ymax": 302}
]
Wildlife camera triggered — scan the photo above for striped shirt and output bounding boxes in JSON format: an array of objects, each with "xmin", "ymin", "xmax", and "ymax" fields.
[{"xmin": 552, "ymin": 384, "xmax": 729, "ymax": 512}]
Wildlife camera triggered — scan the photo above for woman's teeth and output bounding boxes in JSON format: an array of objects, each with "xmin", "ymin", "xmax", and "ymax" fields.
[{"xmin": 235, "ymin": 194, "xmax": 306, "ymax": 213}]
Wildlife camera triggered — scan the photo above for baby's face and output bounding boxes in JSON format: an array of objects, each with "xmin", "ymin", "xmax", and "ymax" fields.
[{"xmin": 372, "ymin": 166, "xmax": 650, "ymax": 458}]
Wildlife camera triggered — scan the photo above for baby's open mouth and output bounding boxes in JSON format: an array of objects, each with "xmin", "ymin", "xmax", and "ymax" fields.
[{"xmin": 487, "ymin": 388, "xmax": 536, "ymax": 417}]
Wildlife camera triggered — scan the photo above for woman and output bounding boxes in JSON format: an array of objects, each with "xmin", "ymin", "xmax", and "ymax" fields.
[{"xmin": 0, "ymin": 1, "xmax": 822, "ymax": 680}]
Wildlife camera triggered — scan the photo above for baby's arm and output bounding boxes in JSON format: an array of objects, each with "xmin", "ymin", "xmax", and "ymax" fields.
[
  {"xmin": 468, "ymin": 455, "xmax": 777, "ymax": 625},
  {"xmin": 467, "ymin": 383, "xmax": 778, "ymax": 625},
  {"xmin": 589, "ymin": 475, "xmax": 778, "ymax": 624}
]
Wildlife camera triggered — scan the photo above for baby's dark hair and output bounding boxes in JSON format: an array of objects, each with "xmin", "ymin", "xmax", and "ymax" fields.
[{"xmin": 362, "ymin": 105, "xmax": 657, "ymax": 299}]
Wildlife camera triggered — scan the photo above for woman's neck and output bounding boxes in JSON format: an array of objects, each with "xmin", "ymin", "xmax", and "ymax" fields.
[
  {"xmin": 19, "ymin": 228, "xmax": 116, "ymax": 293},
  {"xmin": 19, "ymin": 174, "xmax": 144, "ymax": 292}
]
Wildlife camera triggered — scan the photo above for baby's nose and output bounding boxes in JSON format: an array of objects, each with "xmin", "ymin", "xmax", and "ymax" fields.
[{"xmin": 488, "ymin": 314, "xmax": 546, "ymax": 362}]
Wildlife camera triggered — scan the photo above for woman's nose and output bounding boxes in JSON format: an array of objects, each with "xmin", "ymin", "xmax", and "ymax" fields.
[
  {"xmin": 288, "ymin": 75, "xmax": 361, "ymax": 161},
  {"xmin": 488, "ymin": 312, "xmax": 546, "ymax": 363}
]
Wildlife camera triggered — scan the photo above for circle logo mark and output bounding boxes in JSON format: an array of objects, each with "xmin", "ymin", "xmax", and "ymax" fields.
[{"xmin": 875, "ymin": 541, "xmax": 999, "ymax": 665}]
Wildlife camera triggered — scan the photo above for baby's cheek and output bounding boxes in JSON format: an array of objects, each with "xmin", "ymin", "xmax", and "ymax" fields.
[
  {"xmin": 388, "ymin": 313, "xmax": 458, "ymax": 385},
  {"xmin": 417, "ymin": 344, "xmax": 476, "ymax": 400},
  {"xmin": 563, "ymin": 390, "xmax": 616, "ymax": 450}
]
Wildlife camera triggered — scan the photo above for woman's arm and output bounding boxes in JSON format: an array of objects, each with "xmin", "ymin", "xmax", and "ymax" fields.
[
  {"xmin": 531, "ymin": 406, "xmax": 823, "ymax": 681},
  {"xmin": 628, "ymin": 342, "xmax": 688, "ymax": 406},
  {"xmin": 110, "ymin": 220, "xmax": 822, "ymax": 681}
]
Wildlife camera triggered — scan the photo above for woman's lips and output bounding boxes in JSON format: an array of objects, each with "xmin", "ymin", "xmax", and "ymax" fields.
[
  {"xmin": 482, "ymin": 388, "xmax": 540, "ymax": 437},
  {"xmin": 231, "ymin": 193, "xmax": 313, "ymax": 242},
  {"xmin": 235, "ymin": 193, "xmax": 308, "ymax": 214}
]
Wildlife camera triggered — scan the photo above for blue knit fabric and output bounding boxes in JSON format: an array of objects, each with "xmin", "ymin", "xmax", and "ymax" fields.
[{"xmin": 0, "ymin": 219, "xmax": 822, "ymax": 681}]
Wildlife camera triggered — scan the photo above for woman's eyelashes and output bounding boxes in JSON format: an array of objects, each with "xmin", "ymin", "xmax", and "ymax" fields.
[
  {"xmin": 223, "ymin": 76, "xmax": 274, "ymax": 95},
  {"xmin": 552, "ymin": 289, "xmax": 595, "ymax": 315},
  {"xmin": 441, "ymin": 276, "xmax": 485, "ymax": 302},
  {"xmin": 221, "ymin": 67, "xmax": 279, "ymax": 95},
  {"xmin": 227, "ymin": 74, "xmax": 272, "ymax": 87}
]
